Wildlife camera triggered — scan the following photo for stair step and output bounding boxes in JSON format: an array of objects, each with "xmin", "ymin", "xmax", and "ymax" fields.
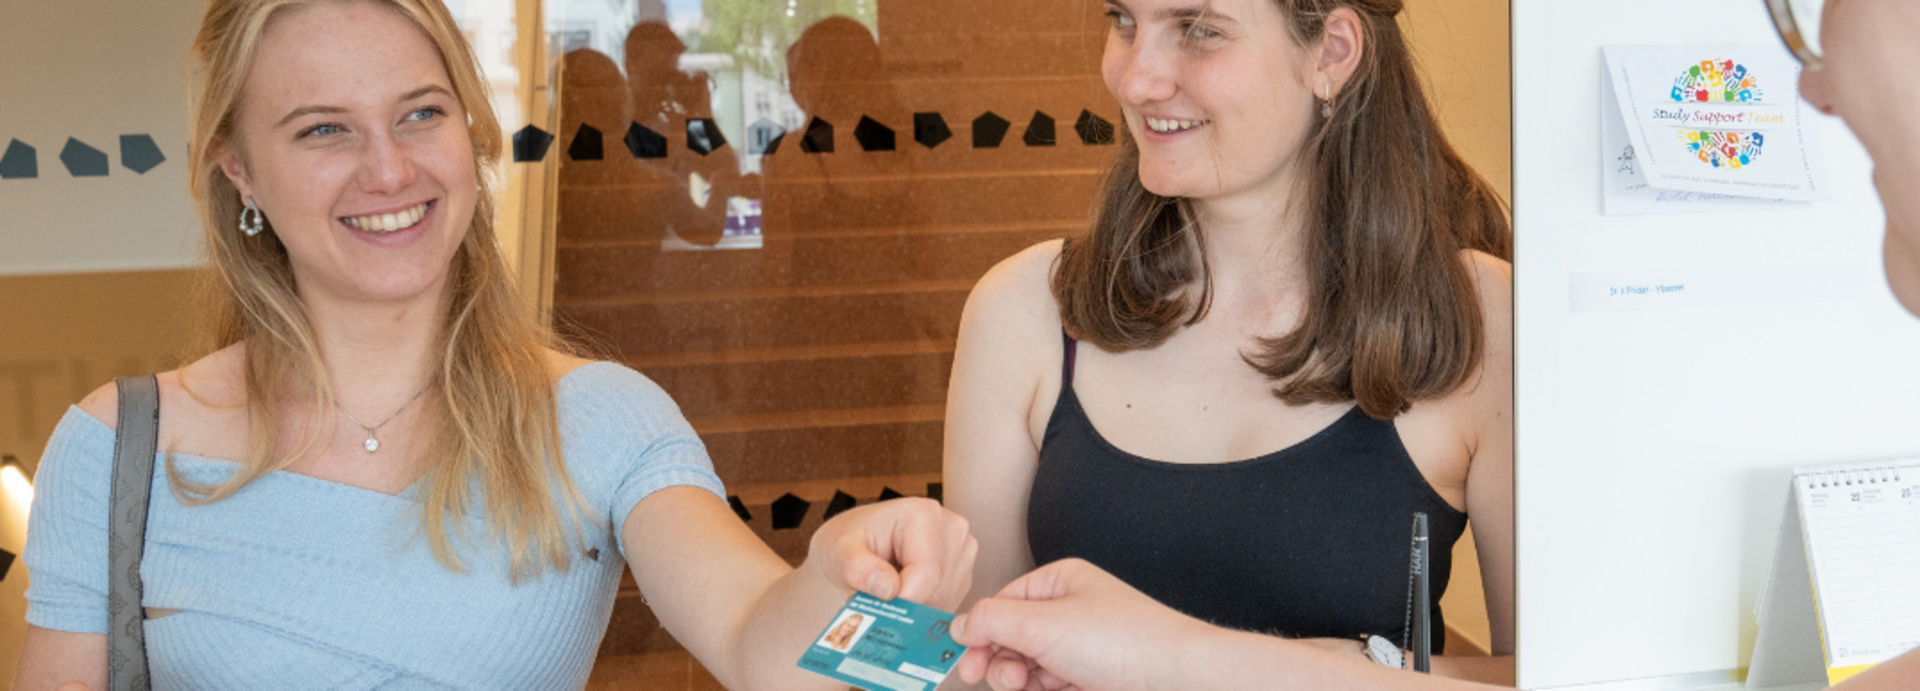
[
  {"xmin": 561, "ymin": 218, "xmax": 1077, "ymax": 247},
  {"xmin": 554, "ymin": 171, "xmax": 1103, "ymax": 244},
  {"xmin": 691, "ymin": 403, "xmax": 943, "ymax": 435},
  {"xmin": 623, "ymin": 338, "xmax": 953, "ymax": 368},
  {"xmin": 554, "ymin": 223, "xmax": 1059, "ymax": 300},
  {"xmin": 726, "ymin": 472, "xmax": 944, "ymax": 508},
  {"xmin": 556, "ymin": 282, "xmax": 971, "ymax": 356},
  {"xmin": 637, "ymin": 345, "xmax": 953, "ymax": 419},
  {"xmin": 704, "ymin": 414, "xmax": 944, "ymax": 488}
]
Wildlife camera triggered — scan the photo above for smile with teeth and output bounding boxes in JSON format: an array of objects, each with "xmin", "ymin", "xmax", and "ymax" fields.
[
  {"xmin": 341, "ymin": 202, "xmax": 431, "ymax": 233},
  {"xmin": 1145, "ymin": 117, "xmax": 1209, "ymax": 134}
]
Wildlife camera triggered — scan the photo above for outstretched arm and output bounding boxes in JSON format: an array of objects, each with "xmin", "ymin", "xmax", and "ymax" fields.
[
  {"xmin": 624, "ymin": 488, "xmax": 976, "ymax": 691},
  {"xmin": 946, "ymin": 241, "xmax": 1066, "ymax": 614},
  {"xmin": 953, "ymin": 559, "xmax": 1514, "ymax": 691},
  {"xmin": 12, "ymin": 627, "xmax": 105, "ymax": 691}
]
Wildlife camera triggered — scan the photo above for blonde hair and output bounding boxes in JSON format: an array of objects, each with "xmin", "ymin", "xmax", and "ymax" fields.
[{"xmin": 185, "ymin": 0, "xmax": 585, "ymax": 580}]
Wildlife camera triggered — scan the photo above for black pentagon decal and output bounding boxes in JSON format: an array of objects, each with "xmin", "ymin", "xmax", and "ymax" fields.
[
  {"xmin": 973, "ymin": 112, "xmax": 1010, "ymax": 149},
  {"xmin": 511, "ymin": 125, "xmax": 554, "ymax": 162},
  {"xmin": 1023, "ymin": 111, "xmax": 1057, "ymax": 147},
  {"xmin": 625, "ymin": 122, "xmax": 669, "ymax": 159},
  {"xmin": 913, "ymin": 112, "xmax": 952, "ymax": 149},
  {"xmin": 568, "ymin": 123, "xmax": 604, "ymax": 161},
  {"xmin": 800, "ymin": 117, "xmax": 834, "ymax": 153}
]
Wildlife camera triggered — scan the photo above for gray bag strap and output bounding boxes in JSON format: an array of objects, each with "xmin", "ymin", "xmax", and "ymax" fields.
[{"xmin": 108, "ymin": 375, "xmax": 158, "ymax": 691}]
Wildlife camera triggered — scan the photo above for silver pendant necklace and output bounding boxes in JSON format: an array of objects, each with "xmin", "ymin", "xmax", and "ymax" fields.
[{"xmin": 334, "ymin": 385, "xmax": 431, "ymax": 453}]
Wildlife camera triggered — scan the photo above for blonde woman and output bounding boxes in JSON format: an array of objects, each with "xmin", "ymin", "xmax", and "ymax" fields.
[
  {"xmin": 10, "ymin": 1, "xmax": 974, "ymax": 689},
  {"xmin": 823, "ymin": 613, "xmax": 865, "ymax": 651}
]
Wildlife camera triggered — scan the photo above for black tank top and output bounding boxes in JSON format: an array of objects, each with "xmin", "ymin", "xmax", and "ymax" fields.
[{"xmin": 1027, "ymin": 331, "xmax": 1468, "ymax": 651}]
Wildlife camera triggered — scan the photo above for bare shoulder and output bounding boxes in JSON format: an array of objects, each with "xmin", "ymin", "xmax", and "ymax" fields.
[
  {"xmin": 1460, "ymin": 249, "xmax": 1513, "ymax": 344},
  {"xmin": 75, "ymin": 383, "xmax": 121, "ymax": 430},
  {"xmin": 76, "ymin": 345, "xmax": 244, "ymax": 430},
  {"xmin": 1455, "ymin": 249, "xmax": 1513, "ymax": 410},
  {"xmin": 1461, "ymin": 249, "xmax": 1513, "ymax": 306},
  {"xmin": 545, "ymin": 349, "xmax": 597, "ymax": 381},
  {"xmin": 963, "ymin": 239, "xmax": 1066, "ymax": 339}
]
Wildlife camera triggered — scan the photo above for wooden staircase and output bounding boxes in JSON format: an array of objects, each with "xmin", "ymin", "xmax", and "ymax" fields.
[{"xmin": 549, "ymin": 0, "xmax": 1117, "ymax": 684}]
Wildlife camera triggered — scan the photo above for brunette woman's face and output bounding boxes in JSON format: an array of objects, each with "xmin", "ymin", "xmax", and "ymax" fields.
[
  {"xmin": 1100, "ymin": 0, "xmax": 1334, "ymax": 201},
  {"xmin": 1796, "ymin": 0, "xmax": 1920, "ymax": 316},
  {"xmin": 218, "ymin": 1, "xmax": 478, "ymax": 306}
]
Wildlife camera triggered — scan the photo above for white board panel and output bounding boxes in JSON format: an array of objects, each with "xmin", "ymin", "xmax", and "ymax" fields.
[{"xmin": 1512, "ymin": 1, "xmax": 1920, "ymax": 688}]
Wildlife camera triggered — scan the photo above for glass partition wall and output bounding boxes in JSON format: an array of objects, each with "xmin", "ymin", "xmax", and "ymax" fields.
[{"xmin": 535, "ymin": 1, "xmax": 1118, "ymax": 685}]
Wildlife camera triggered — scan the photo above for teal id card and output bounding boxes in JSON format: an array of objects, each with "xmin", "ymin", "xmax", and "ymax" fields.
[{"xmin": 797, "ymin": 593, "xmax": 967, "ymax": 691}]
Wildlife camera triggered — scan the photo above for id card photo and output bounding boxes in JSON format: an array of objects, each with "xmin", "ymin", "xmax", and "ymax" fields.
[{"xmin": 818, "ymin": 610, "xmax": 877, "ymax": 653}]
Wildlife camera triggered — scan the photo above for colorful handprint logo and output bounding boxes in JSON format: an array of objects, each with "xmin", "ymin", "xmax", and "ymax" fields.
[
  {"xmin": 1671, "ymin": 59, "xmax": 1762, "ymax": 103},
  {"xmin": 1679, "ymin": 130, "xmax": 1763, "ymax": 169}
]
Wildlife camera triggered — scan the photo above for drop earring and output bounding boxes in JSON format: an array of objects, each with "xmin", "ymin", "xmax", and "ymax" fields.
[
  {"xmin": 1320, "ymin": 77, "xmax": 1334, "ymax": 118},
  {"xmin": 240, "ymin": 196, "xmax": 265, "ymax": 237}
]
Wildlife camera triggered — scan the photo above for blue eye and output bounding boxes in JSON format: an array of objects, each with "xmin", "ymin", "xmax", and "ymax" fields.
[
  {"xmin": 1106, "ymin": 9, "xmax": 1134, "ymax": 29},
  {"xmin": 298, "ymin": 123, "xmax": 343, "ymax": 139},
  {"xmin": 406, "ymin": 106, "xmax": 445, "ymax": 122}
]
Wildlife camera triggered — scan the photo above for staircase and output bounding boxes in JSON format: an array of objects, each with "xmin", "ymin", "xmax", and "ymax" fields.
[{"xmin": 548, "ymin": 0, "xmax": 1117, "ymax": 683}]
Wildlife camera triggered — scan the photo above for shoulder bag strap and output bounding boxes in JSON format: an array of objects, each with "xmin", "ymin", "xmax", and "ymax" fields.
[{"xmin": 108, "ymin": 375, "xmax": 158, "ymax": 691}]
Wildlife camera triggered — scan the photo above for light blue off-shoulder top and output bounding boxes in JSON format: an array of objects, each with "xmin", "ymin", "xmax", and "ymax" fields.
[{"xmin": 23, "ymin": 362, "xmax": 726, "ymax": 689}]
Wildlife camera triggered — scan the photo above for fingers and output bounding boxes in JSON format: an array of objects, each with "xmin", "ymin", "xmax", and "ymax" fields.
[
  {"xmin": 938, "ymin": 529, "xmax": 981, "ymax": 609},
  {"xmin": 957, "ymin": 645, "xmax": 997, "ymax": 684},
  {"xmin": 884, "ymin": 499, "xmax": 960, "ymax": 604},
  {"xmin": 995, "ymin": 558, "xmax": 1094, "ymax": 602},
  {"xmin": 1033, "ymin": 666, "xmax": 1076, "ymax": 691},
  {"xmin": 952, "ymin": 589, "xmax": 1057, "ymax": 652},
  {"xmin": 986, "ymin": 647, "xmax": 1033, "ymax": 691},
  {"xmin": 834, "ymin": 539, "xmax": 901, "ymax": 601},
  {"xmin": 824, "ymin": 498, "xmax": 975, "ymax": 605}
]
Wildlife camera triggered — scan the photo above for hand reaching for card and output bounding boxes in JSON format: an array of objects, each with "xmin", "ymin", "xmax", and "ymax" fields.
[
  {"xmin": 805, "ymin": 497, "xmax": 978, "ymax": 611},
  {"xmin": 950, "ymin": 558, "xmax": 1219, "ymax": 691}
]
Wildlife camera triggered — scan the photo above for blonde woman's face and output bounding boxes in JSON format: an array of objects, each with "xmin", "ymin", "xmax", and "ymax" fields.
[
  {"xmin": 1100, "ymin": 0, "xmax": 1319, "ymax": 201},
  {"xmin": 219, "ymin": 1, "xmax": 478, "ymax": 305}
]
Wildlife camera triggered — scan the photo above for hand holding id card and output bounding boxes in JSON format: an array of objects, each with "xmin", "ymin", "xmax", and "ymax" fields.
[{"xmin": 797, "ymin": 593, "xmax": 967, "ymax": 691}]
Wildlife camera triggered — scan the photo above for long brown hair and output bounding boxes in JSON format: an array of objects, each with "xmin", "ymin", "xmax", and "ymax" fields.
[
  {"xmin": 185, "ymin": 0, "xmax": 586, "ymax": 580},
  {"xmin": 1053, "ymin": 0, "xmax": 1510, "ymax": 419}
]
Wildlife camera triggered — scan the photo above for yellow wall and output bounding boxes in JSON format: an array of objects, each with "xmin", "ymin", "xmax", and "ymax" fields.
[
  {"xmin": 0, "ymin": 269, "xmax": 205, "ymax": 683},
  {"xmin": 1405, "ymin": 0, "xmax": 1512, "ymax": 653},
  {"xmin": 1406, "ymin": 0, "xmax": 1514, "ymax": 206},
  {"xmin": 0, "ymin": 270, "xmax": 206, "ymax": 471}
]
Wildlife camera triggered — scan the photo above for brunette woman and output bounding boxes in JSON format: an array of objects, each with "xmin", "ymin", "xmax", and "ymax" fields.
[
  {"xmin": 945, "ymin": 0, "xmax": 1512, "ymax": 682},
  {"xmin": 949, "ymin": 0, "xmax": 1920, "ymax": 690}
]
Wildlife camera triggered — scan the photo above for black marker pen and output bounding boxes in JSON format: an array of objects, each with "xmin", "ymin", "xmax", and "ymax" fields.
[{"xmin": 1412, "ymin": 512, "xmax": 1431, "ymax": 674}]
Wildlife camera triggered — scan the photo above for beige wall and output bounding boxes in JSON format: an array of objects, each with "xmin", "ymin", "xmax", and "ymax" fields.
[
  {"xmin": 0, "ymin": 271, "xmax": 206, "ymax": 471},
  {"xmin": 0, "ymin": 269, "xmax": 205, "ymax": 683},
  {"xmin": 1405, "ymin": 0, "xmax": 1512, "ymax": 653},
  {"xmin": 1406, "ymin": 0, "xmax": 1513, "ymax": 205}
]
